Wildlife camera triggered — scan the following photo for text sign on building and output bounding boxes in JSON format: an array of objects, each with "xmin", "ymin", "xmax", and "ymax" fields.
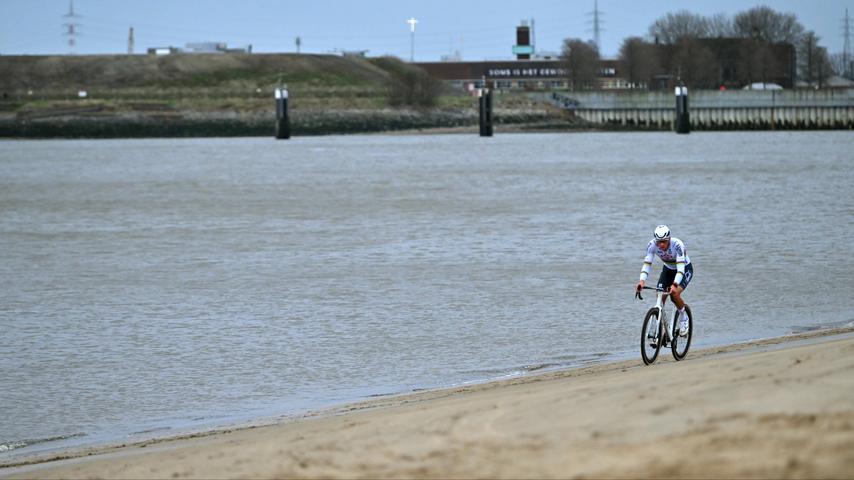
[
  {"xmin": 512, "ymin": 45, "xmax": 534, "ymax": 55},
  {"xmin": 487, "ymin": 67, "xmax": 568, "ymax": 78}
]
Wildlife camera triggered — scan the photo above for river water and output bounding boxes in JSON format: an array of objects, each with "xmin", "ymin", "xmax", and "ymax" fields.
[{"xmin": 1, "ymin": 132, "xmax": 852, "ymax": 458}]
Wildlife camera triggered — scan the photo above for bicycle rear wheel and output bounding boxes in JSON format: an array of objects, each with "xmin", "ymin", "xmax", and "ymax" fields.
[
  {"xmin": 641, "ymin": 308, "xmax": 663, "ymax": 365},
  {"xmin": 671, "ymin": 305, "xmax": 693, "ymax": 361}
]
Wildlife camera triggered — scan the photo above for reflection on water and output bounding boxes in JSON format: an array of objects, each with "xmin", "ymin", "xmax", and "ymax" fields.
[{"xmin": 1, "ymin": 132, "xmax": 852, "ymax": 456}]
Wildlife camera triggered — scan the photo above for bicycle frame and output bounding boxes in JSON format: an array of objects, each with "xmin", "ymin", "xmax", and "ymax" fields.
[
  {"xmin": 652, "ymin": 290, "xmax": 675, "ymax": 345},
  {"xmin": 637, "ymin": 286, "xmax": 677, "ymax": 344}
]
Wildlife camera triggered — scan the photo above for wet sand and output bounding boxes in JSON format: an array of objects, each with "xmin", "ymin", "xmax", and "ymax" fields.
[{"xmin": 3, "ymin": 328, "xmax": 854, "ymax": 479}]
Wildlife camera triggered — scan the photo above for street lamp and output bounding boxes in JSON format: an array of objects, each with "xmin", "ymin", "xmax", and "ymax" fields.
[{"xmin": 406, "ymin": 17, "xmax": 418, "ymax": 62}]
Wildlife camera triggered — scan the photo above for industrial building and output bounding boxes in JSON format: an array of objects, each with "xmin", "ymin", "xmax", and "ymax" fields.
[
  {"xmin": 147, "ymin": 42, "xmax": 252, "ymax": 55},
  {"xmin": 415, "ymin": 22, "xmax": 797, "ymax": 92}
]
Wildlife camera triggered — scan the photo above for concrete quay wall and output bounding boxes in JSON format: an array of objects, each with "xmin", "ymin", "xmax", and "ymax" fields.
[{"xmin": 547, "ymin": 90, "xmax": 854, "ymax": 129}]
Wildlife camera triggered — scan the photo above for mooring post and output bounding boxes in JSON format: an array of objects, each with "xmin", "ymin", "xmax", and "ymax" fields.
[
  {"xmin": 771, "ymin": 90, "xmax": 777, "ymax": 130},
  {"xmin": 478, "ymin": 77, "xmax": 493, "ymax": 137},
  {"xmin": 275, "ymin": 86, "xmax": 290, "ymax": 140},
  {"xmin": 485, "ymin": 86, "xmax": 493, "ymax": 136},
  {"xmin": 675, "ymin": 85, "xmax": 690, "ymax": 134},
  {"xmin": 478, "ymin": 88, "xmax": 485, "ymax": 136}
]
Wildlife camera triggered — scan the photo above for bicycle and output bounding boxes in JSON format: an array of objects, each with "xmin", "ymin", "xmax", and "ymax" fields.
[{"xmin": 635, "ymin": 286, "xmax": 693, "ymax": 365}]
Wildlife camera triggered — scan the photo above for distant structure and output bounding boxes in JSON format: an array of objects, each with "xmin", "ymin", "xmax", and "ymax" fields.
[
  {"xmin": 586, "ymin": 0, "xmax": 604, "ymax": 52},
  {"xmin": 185, "ymin": 42, "xmax": 228, "ymax": 53},
  {"xmin": 406, "ymin": 17, "xmax": 418, "ymax": 62},
  {"xmin": 441, "ymin": 50, "xmax": 462, "ymax": 62},
  {"xmin": 147, "ymin": 46, "xmax": 181, "ymax": 56},
  {"xmin": 513, "ymin": 21, "xmax": 533, "ymax": 60},
  {"xmin": 532, "ymin": 50, "xmax": 560, "ymax": 60},
  {"xmin": 186, "ymin": 42, "xmax": 251, "ymax": 54},
  {"xmin": 843, "ymin": 8, "xmax": 853, "ymax": 78},
  {"xmin": 62, "ymin": 0, "xmax": 81, "ymax": 53},
  {"xmin": 441, "ymin": 36, "xmax": 464, "ymax": 62},
  {"xmin": 416, "ymin": 23, "xmax": 798, "ymax": 92},
  {"xmin": 531, "ymin": 19, "xmax": 536, "ymax": 53},
  {"xmin": 296, "ymin": 36, "xmax": 301, "ymax": 54},
  {"xmin": 128, "ymin": 27, "xmax": 135, "ymax": 55},
  {"xmin": 146, "ymin": 42, "xmax": 251, "ymax": 55}
]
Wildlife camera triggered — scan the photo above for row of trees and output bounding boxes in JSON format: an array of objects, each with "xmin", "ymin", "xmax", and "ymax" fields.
[{"xmin": 560, "ymin": 6, "xmax": 847, "ymax": 91}]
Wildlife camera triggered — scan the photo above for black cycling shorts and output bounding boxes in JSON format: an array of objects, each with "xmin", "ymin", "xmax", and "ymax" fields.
[{"xmin": 657, "ymin": 263, "xmax": 694, "ymax": 291}]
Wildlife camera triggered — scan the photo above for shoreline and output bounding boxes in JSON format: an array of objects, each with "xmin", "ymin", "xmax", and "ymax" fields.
[
  {"xmin": 3, "ymin": 326, "xmax": 853, "ymax": 478},
  {"xmin": 3, "ymin": 109, "xmax": 851, "ymax": 140},
  {"xmin": 0, "ymin": 108, "xmax": 572, "ymax": 140}
]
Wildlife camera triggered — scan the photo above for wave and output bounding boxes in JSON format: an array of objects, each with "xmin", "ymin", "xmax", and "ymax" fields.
[
  {"xmin": 463, "ymin": 352, "xmax": 613, "ymax": 379},
  {"xmin": 791, "ymin": 318, "xmax": 854, "ymax": 334},
  {"xmin": 0, "ymin": 433, "xmax": 86, "ymax": 454},
  {"xmin": 130, "ymin": 426, "xmax": 172, "ymax": 435}
]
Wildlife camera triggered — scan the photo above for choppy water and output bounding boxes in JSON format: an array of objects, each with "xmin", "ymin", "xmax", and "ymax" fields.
[{"xmin": 1, "ymin": 132, "xmax": 852, "ymax": 459}]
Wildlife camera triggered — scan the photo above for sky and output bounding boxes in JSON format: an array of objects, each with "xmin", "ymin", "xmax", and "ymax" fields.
[{"xmin": 0, "ymin": 0, "xmax": 850, "ymax": 60}]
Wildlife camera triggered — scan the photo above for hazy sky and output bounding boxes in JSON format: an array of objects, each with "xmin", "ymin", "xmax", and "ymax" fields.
[{"xmin": 1, "ymin": 0, "xmax": 850, "ymax": 60}]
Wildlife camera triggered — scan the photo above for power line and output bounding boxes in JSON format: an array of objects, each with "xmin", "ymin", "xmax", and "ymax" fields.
[
  {"xmin": 62, "ymin": 0, "xmax": 81, "ymax": 53},
  {"xmin": 586, "ymin": 0, "xmax": 604, "ymax": 52}
]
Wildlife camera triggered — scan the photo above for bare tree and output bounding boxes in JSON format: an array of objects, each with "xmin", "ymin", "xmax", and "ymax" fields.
[
  {"xmin": 648, "ymin": 10, "xmax": 709, "ymax": 44},
  {"xmin": 561, "ymin": 39, "xmax": 600, "ymax": 91},
  {"xmin": 733, "ymin": 6, "xmax": 804, "ymax": 43},
  {"xmin": 707, "ymin": 13, "xmax": 734, "ymax": 38},
  {"xmin": 730, "ymin": 7, "xmax": 805, "ymax": 88},
  {"xmin": 670, "ymin": 38, "xmax": 719, "ymax": 88},
  {"xmin": 646, "ymin": 11, "xmax": 719, "ymax": 88},
  {"xmin": 618, "ymin": 37, "xmax": 658, "ymax": 87},
  {"xmin": 829, "ymin": 52, "xmax": 853, "ymax": 80},
  {"xmin": 815, "ymin": 47, "xmax": 832, "ymax": 87},
  {"xmin": 639, "ymin": 6, "xmax": 820, "ymax": 89},
  {"xmin": 737, "ymin": 39, "xmax": 781, "ymax": 87},
  {"xmin": 800, "ymin": 31, "xmax": 818, "ymax": 86},
  {"xmin": 799, "ymin": 32, "xmax": 832, "ymax": 88}
]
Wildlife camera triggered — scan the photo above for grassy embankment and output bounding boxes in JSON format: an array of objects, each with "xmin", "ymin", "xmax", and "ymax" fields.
[{"xmin": 0, "ymin": 54, "xmax": 570, "ymax": 138}]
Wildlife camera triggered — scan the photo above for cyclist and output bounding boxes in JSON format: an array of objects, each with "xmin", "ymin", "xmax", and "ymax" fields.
[{"xmin": 635, "ymin": 225, "xmax": 693, "ymax": 337}]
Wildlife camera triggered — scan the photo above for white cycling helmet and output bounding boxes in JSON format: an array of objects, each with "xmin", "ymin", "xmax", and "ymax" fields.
[{"xmin": 653, "ymin": 225, "xmax": 671, "ymax": 241}]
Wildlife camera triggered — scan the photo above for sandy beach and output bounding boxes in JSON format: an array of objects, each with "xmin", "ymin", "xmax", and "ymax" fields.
[{"xmin": 3, "ymin": 328, "xmax": 853, "ymax": 479}]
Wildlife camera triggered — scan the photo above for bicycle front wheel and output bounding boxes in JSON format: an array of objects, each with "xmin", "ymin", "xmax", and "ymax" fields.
[
  {"xmin": 641, "ymin": 308, "xmax": 663, "ymax": 365},
  {"xmin": 671, "ymin": 305, "xmax": 693, "ymax": 361}
]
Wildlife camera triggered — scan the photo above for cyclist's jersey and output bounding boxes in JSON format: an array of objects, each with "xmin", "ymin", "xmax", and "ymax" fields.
[{"xmin": 639, "ymin": 237, "xmax": 691, "ymax": 285}]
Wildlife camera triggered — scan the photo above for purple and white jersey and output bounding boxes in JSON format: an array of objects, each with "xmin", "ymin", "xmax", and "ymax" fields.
[{"xmin": 639, "ymin": 237, "xmax": 690, "ymax": 284}]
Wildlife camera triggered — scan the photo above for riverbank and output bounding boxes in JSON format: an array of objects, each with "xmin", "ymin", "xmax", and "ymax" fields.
[
  {"xmin": 4, "ymin": 327, "xmax": 852, "ymax": 479},
  {"xmin": 0, "ymin": 106, "xmax": 573, "ymax": 139},
  {"xmin": 4, "ymin": 102, "xmax": 852, "ymax": 138},
  {"xmin": 0, "ymin": 53, "xmax": 578, "ymax": 138},
  {"xmin": 3, "ymin": 53, "xmax": 851, "ymax": 138}
]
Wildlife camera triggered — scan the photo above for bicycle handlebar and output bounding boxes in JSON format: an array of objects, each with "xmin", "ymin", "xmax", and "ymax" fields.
[{"xmin": 635, "ymin": 285, "xmax": 671, "ymax": 301}]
